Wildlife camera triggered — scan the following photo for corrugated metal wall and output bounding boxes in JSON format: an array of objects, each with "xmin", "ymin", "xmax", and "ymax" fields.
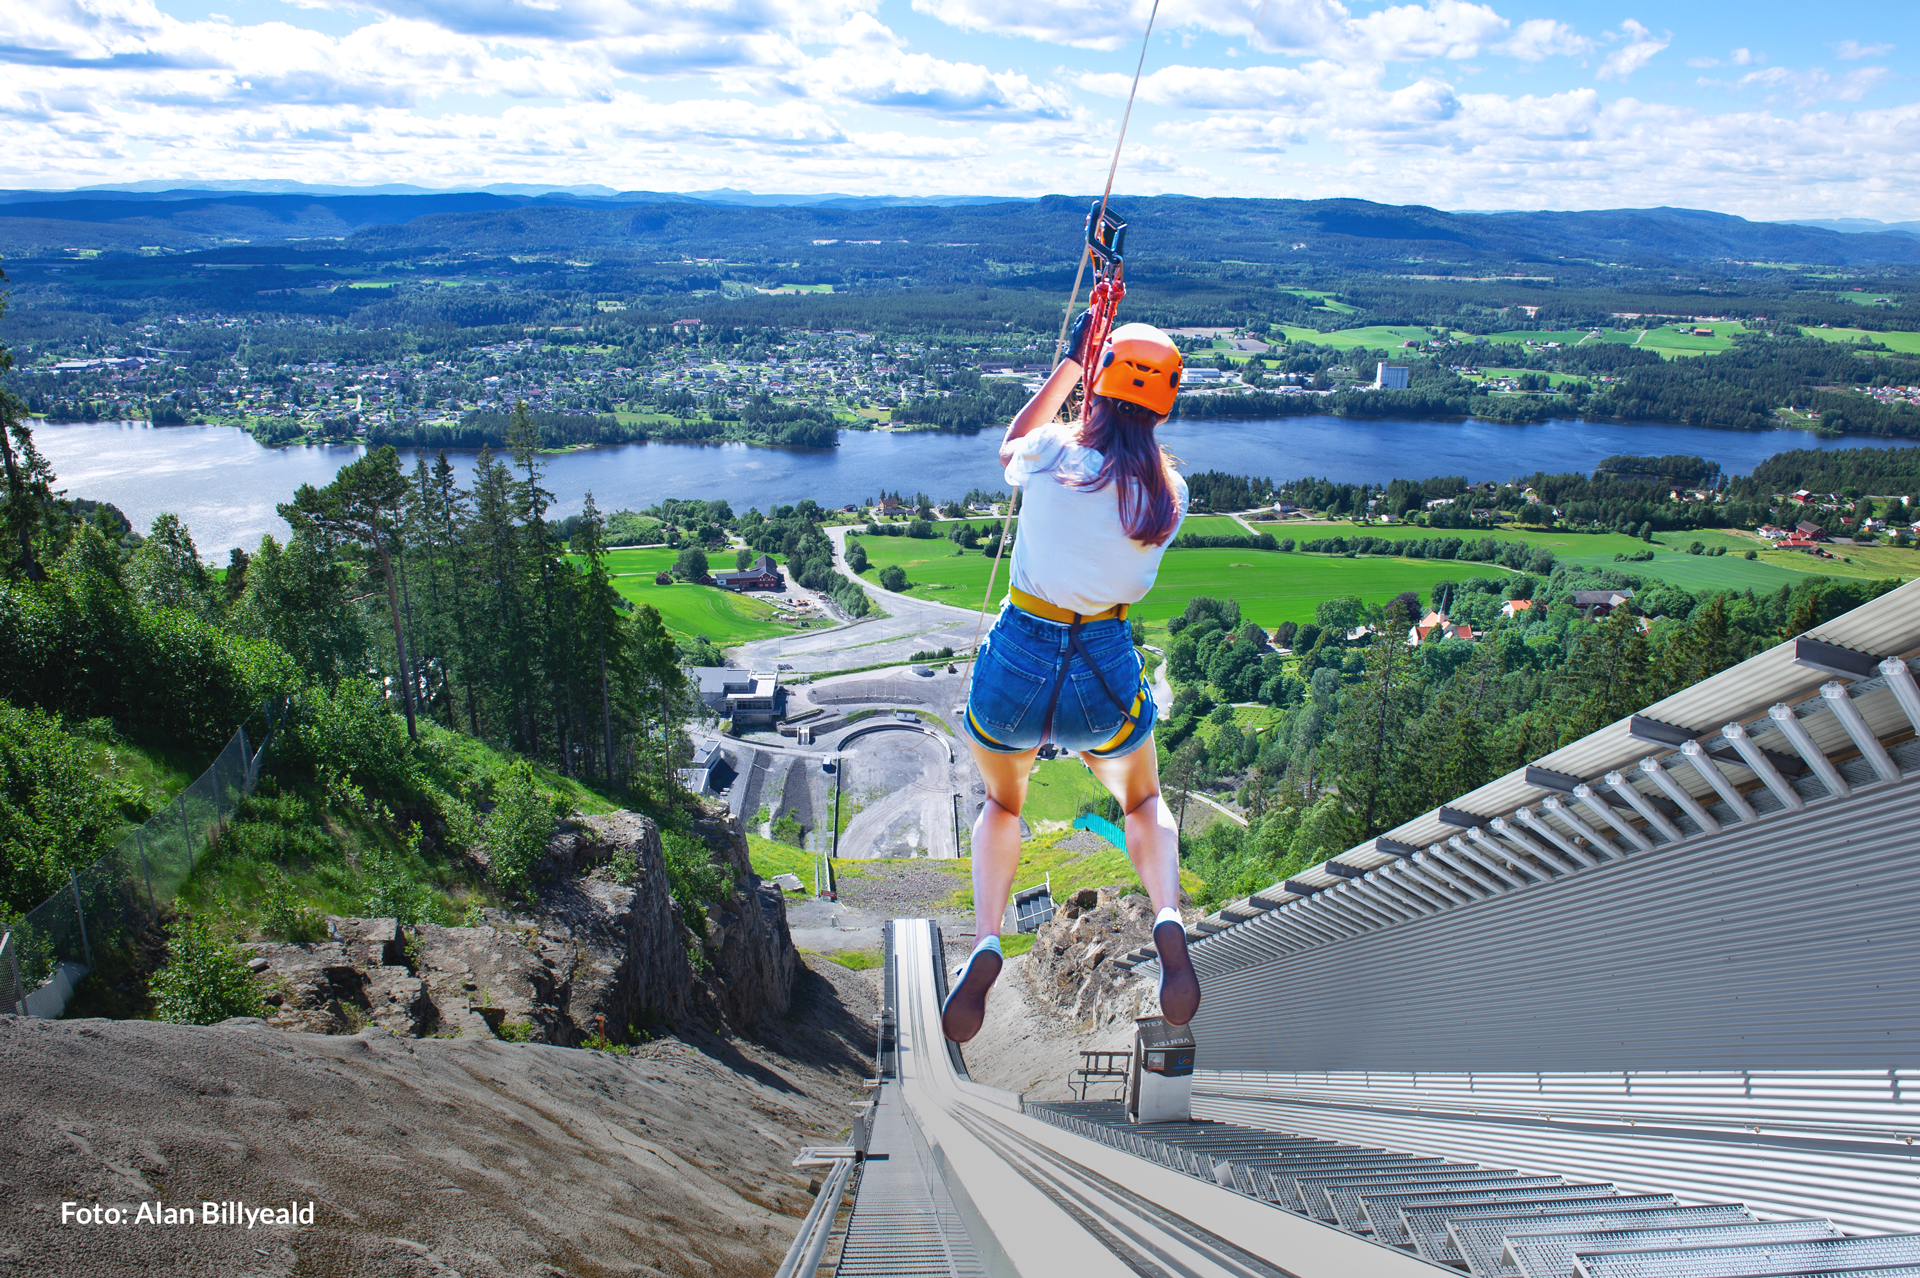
[{"xmin": 1186, "ymin": 769, "xmax": 1920, "ymax": 1232}]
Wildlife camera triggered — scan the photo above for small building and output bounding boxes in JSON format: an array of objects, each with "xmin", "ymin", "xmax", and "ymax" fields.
[
  {"xmin": 1757, "ymin": 525, "xmax": 1787, "ymax": 541},
  {"xmin": 713, "ymin": 554, "xmax": 783, "ymax": 592},
  {"xmin": 1374, "ymin": 365, "xmax": 1411, "ymax": 390},
  {"xmin": 1409, "ymin": 610, "xmax": 1479, "ymax": 645},
  {"xmin": 1501, "ymin": 598, "xmax": 1535, "ymax": 619},
  {"xmin": 654, "ymin": 571, "xmax": 674, "ymax": 585},
  {"xmin": 678, "ymin": 737, "xmax": 737, "ymax": 796},
  {"xmin": 1573, "ymin": 589, "xmax": 1635, "ymax": 617},
  {"xmin": 691, "ymin": 668, "xmax": 785, "ymax": 726},
  {"xmin": 1795, "ymin": 521, "xmax": 1828, "ymax": 541}
]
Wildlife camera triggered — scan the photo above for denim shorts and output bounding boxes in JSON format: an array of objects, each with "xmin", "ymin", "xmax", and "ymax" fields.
[{"xmin": 962, "ymin": 603, "xmax": 1158, "ymax": 758}]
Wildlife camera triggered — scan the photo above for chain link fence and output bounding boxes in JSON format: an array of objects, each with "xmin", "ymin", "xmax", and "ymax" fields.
[{"xmin": 1, "ymin": 699, "xmax": 284, "ymax": 1018}]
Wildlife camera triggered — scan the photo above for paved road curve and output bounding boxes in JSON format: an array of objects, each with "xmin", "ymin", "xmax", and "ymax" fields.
[{"xmin": 734, "ymin": 525, "xmax": 996, "ymax": 674}]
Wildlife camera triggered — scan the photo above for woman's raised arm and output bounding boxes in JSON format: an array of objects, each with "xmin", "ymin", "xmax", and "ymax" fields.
[{"xmin": 999, "ymin": 356, "xmax": 1083, "ymax": 467}]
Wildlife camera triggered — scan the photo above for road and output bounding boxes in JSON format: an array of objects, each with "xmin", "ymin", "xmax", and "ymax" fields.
[{"xmin": 733, "ymin": 525, "xmax": 995, "ymax": 674}]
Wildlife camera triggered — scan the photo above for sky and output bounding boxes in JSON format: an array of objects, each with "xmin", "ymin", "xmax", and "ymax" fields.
[{"xmin": 2, "ymin": 0, "xmax": 1915, "ymax": 219}]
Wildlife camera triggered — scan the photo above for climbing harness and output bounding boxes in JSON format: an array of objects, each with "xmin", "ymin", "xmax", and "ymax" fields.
[{"xmin": 961, "ymin": 0, "xmax": 1163, "ymax": 713}]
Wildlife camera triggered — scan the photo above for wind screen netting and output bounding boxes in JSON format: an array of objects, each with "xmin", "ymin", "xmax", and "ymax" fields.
[{"xmin": 2, "ymin": 700, "xmax": 281, "ymax": 1015}]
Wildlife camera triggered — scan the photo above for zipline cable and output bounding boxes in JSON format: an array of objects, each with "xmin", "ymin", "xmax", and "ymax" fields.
[{"xmin": 961, "ymin": 0, "xmax": 1164, "ymax": 686}]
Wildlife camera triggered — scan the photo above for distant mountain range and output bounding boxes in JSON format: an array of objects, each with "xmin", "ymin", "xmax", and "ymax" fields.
[
  {"xmin": 1776, "ymin": 217, "xmax": 1920, "ymax": 239},
  {"xmin": 0, "ymin": 184, "xmax": 1915, "ymax": 268},
  {"xmin": 0, "ymin": 181, "xmax": 1019, "ymax": 210}
]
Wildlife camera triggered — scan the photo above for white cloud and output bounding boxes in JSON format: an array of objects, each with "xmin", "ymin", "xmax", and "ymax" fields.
[
  {"xmin": 0, "ymin": 0, "xmax": 1917, "ymax": 222},
  {"xmin": 1834, "ymin": 39, "xmax": 1893, "ymax": 60},
  {"xmin": 774, "ymin": 49, "xmax": 1072, "ymax": 118},
  {"xmin": 913, "ymin": 0, "xmax": 1585, "ymax": 62},
  {"xmin": 1596, "ymin": 19, "xmax": 1667, "ymax": 81},
  {"xmin": 1704, "ymin": 64, "xmax": 1890, "ymax": 107},
  {"xmin": 1498, "ymin": 18, "xmax": 1590, "ymax": 62},
  {"xmin": 906, "ymin": 0, "xmax": 1145, "ymax": 52}
]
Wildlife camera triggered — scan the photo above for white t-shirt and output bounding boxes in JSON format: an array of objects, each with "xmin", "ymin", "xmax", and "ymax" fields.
[{"xmin": 1003, "ymin": 421, "xmax": 1187, "ymax": 617}]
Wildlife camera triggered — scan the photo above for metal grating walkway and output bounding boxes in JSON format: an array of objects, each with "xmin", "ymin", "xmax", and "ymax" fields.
[
  {"xmin": 834, "ymin": 1085, "xmax": 985, "ymax": 1278},
  {"xmin": 1023, "ymin": 1099, "xmax": 1920, "ymax": 1278}
]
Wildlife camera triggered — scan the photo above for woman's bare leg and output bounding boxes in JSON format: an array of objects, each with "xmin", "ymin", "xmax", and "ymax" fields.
[
  {"xmin": 964, "ymin": 737, "xmax": 1039, "ymax": 946},
  {"xmin": 1082, "ymin": 732, "xmax": 1200, "ymax": 1024},
  {"xmin": 1080, "ymin": 733, "xmax": 1180, "ymax": 914}
]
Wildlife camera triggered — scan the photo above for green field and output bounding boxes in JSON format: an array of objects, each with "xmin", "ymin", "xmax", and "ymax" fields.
[
  {"xmin": 1481, "ymin": 329, "xmax": 1604, "ymax": 347},
  {"xmin": 1276, "ymin": 324, "xmax": 1456, "ymax": 351},
  {"xmin": 574, "ymin": 547, "xmax": 800, "ymax": 645},
  {"xmin": 1802, "ymin": 326, "xmax": 1920, "ymax": 355},
  {"xmin": 1179, "ymin": 515, "xmax": 1253, "ymax": 537},
  {"xmin": 1021, "ymin": 756, "xmax": 1111, "ymax": 823},
  {"xmin": 1295, "ymin": 522, "xmax": 1859, "ymax": 592},
  {"xmin": 855, "ymin": 521, "xmax": 1920, "ymax": 628},
  {"xmin": 1630, "ymin": 321, "xmax": 1750, "ymax": 357},
  {"xmin": 1468, "ymin": 366, "xmax": 1594, "ymax": 387}
]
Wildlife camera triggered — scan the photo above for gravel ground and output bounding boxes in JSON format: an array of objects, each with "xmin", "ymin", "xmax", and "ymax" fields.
[
  {"xmin": 835, "ymin": 862, "xmax": 972, "ymax": 917},
  {"xmin": 1, "ymin": 955, "xmax": 878, "ymax": 1278}
]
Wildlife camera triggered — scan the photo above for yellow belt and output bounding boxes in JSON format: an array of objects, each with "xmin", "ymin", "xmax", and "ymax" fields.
[{"xmin": 1010, "ymin": 586, "xmax": 1128, "ymax": 625}]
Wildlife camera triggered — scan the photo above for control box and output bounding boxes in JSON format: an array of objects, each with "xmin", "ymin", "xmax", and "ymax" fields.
[{"xmin": 1126, "ymin": 1015, "xmax": 1196, "ymax": 1124}]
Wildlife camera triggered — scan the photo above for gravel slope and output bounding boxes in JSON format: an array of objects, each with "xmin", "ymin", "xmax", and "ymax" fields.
[{"xmin": 1, "ymin": 957, "xmax": 877, "ymax": 1278}]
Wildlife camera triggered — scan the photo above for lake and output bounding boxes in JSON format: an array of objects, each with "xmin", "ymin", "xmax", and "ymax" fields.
[{"xmin": 31, "ymin": 416, "xmax": 1914, "ymax": 555}]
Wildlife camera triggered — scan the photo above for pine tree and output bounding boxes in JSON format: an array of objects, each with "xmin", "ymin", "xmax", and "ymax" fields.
[{"xmin": 281, "ymin": 446, "xmax": 422, "ymax": 740}]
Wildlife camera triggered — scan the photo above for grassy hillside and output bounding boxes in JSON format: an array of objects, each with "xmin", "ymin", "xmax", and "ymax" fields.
[{"xmin": 586, "ymin": 547, "xmax": 801, "ymax": 645}]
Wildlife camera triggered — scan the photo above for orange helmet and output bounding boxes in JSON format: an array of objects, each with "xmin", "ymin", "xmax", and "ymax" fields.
[{"xmin": 1090, "ymin": 322, "xmax": 1182, "ymax": 416}]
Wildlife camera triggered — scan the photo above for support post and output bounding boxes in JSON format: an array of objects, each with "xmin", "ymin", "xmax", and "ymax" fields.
[
  {"xmin": 70, "ymin": 870, "xmax": 92, "ymax": 970},
  {"xmin": 137, "ymin": 829, "xmax": 157, "ymax": 917},
  {"xmin": 177, "ymin": 797, "xmax": 195, "ymax": 868},
  {"xmin": 4, "ymin": 930, "xmax": 24, "ymax": 1016}
]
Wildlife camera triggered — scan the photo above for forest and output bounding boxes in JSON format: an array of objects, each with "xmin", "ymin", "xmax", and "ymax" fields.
[{"xmin": 0, "ymin": 361, "xmax": 722, "ymax": 971}]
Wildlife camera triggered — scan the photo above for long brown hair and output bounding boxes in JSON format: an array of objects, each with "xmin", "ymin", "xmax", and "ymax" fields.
[{"xmin": 1071, "ymin": 393, "xmax": 1181, "ymax": 547}]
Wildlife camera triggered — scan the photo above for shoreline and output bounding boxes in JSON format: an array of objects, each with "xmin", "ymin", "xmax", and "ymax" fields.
[{"xmin": 27, "ymin": 413, "xmax": 1880, "ymax": 455}]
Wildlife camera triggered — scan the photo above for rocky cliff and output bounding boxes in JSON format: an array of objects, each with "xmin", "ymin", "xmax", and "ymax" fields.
[
  {"xmin": 247, "ymin": 806, "xmax": 797, "ymax": 1047},
  {"xmin": 1020, "ymin": 885, "xmax": 1197, "ymax": 1031}
]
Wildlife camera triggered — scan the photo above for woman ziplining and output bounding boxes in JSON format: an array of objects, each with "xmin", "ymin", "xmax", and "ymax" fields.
[
  {"xmin": 936, "ymin": 0, "xmax": 1184, "ymax": 1046},
  {"xmin": 940, "ymin": 312, "xmax": 1199, "ymax": 1044}
]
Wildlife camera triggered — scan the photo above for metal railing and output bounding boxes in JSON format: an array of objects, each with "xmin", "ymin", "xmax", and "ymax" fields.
[{"xmin": 1, "ymin": 699, "xmax": 282, "ymax": 1018}]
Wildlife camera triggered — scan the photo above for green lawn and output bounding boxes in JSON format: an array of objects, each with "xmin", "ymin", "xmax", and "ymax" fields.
[
  {"xmin": 1480, "ymin": 329, "xmax": 1605, "ymax": 347},
  {"xmin": 854, "ymin": 519, "xmax": 1916, "ymax": 628},
  {"xmin": 1276, "ymin": 324, "xmax": 1457, "ymax": 351},
  {"xmin": 1802, "ymin": 326, "xmax": 1920, "ymax": 355},
  {"xmin": 1021, "ymin": 756, "xmax": 1111, "ymax": 823},
  {"xmin": 853, "ymin": 534, "xmax": 999, "ymax": 603},
  {"xmin": 940, "ymin": 829, "xmax": 1205, "ymax": 914},
  {"xmin": 746, "ymin": 834, "xmax": 815, "ymax": 895},
  {"xmin": 574, "ymin": 546, "xmax": 799, "ymax": 645},
  {"xmin": 1299, "ymin": 522, "xmax": 1845, "ymax": 593},
  {"xmin": 1467, "ymin": 366, "xmax": 1595, "ymax": 387},
  {"xmin": 1178, "ymin": 515, "xmax": 1253, "ymax": 537},
  {"xmin": 1630, "ymin": 321, "xmax": 1750, "ymax": 357},
  {"xmin": 1139, "ymin": 550, "xmax": 1480, "ymax": 628}
]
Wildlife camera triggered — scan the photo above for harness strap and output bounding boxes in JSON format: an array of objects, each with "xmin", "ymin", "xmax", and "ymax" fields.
[
  {"xmin": 1032, "ymin": 612, "xmax": 1142, "ymax": 746},
  {"xmin": 1011, "ymin": 586, "xmax": 1128, "ymax": 625}
]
